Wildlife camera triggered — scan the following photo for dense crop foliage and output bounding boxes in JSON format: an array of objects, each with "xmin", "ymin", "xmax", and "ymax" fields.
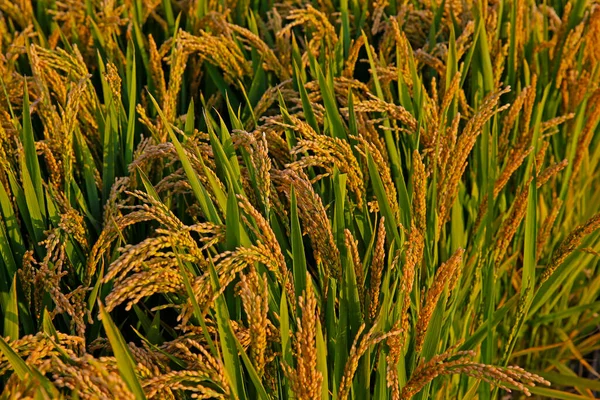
[{"xmin": 1, "ymin": 0, "xmax": 600, "ymax": 398}]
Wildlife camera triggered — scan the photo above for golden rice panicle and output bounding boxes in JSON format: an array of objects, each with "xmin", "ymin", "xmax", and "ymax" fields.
[
  {"xmin": 401, "ymin": 221, "xmax": 424, "ymax": 341},
  {"xmin": 238, "ymin": 269, "xmax": 269, "ymax": 375},
  {"xmin": 60, "ymin": 77, "xmax": 87, "ymax": 186},
  {"xmin": 0, "ymin": 332, "xmax": 84, "ymax": 376},
  {"xmin": 536, "ymin": 198, "xmax": 563, "ymax": 261},
  {"xmin": 105, "ymin": 267, "xmax": 185, "ymax": 312},
  {"xmin": 343, "ymin": 35, "xmax": 365, "ymax": 78},
  {"xmin": 104, "ymin": 62, "xmax": 121, "ymax": 105},
  {"xmin": 517, "ymin": 75, "xmax": 538, "ymax": 149},
  {"xmin": 272, "ymin": 169, "xmax": 341, "ymax": 279},
  {"xmin": 539, "ymin": 112, "xmax": 575, "ymax": 135},
  {"xmin": 499, "ymin": 85, "xmax": 528, "ymax": 155},
  {"xmin": 283, "ymin": 279, "xmax": 323, "ymax": 400},
  {"xmin": 35, "ymin": 140, "xmax": 61, "ymax": 189},
  {"xmin": 494, "ymin": 145, "xmax": 533, "ymax": 198},
  {"xmin": 279, "ymin": 5, "xmax": 338, "ymax": 60},
  {"xmin": 401, "ymin": 342, "xmax": 473, "ymax": 399},
  {"xmin": 440, "ymin": 72, "xmax": 461, "ymax": 118},
  {"xmin": 99, "ymin": 195, "xmax": 225, "ymax": 313},
  {"xmin": 101, "ymin": 191, "xmax": 196, "ymax": 281},
  {"xmin": 584, "ymin": 5, "xmax": 600, "ymax": 64},
  {"xmin": 536, "ymin": 158, "xmax": 568, "ymax": 188},
  {"xmin": 354, "ymin": 136, "xmax": 401, "ymax": 224},
  {"xmin": 415, "ymin": 48, "xmax": 445, "ymax": 77},
  {"xmin": 338, "ymin": 324, "xmax": 402, "ymax": 400},
  {"xmin": 26, "ymin": 45, "xmax": 69, "ymax": 143},
  {"xmin": 288, "ymin": 116, "xmax": 365, "ymax": 208},
  {"xmin": 377, "ymin": 14, "xmax": 404, "ymax": 64},
  {"xmin": 163, "ymin": 39, "xmax": 189, "ymax": 132},
  {"xmin": 268, "ymin": 8, "xmax": 293, "ymax": 69},
  {"xmin": 424, "ymin": 76, "xmax": 440, "ymax": 151},
  {"xmin": 560, "ymin": 68, "xmax": 592, "ymax": 114},
  {"xmin": 401, "ymin": 341, "xmax": 550, "ymax": 399},
  {"xmin": 371, "ymin": 0, "xmax": 389, "ymax": 35},
  {"xmin": 50, "ymin": 355, "xmax": 137, "ymax": 399},
  {"xmin": 389, "ymin": 17, "xmax": 414, "ymax": 85},
  {"xmin": 453, "ymin": 363, "xmax": 550, "ymax": 397},
  {"xmin": 178, "ymin": 30, "xmax": 251, "ymax": 84},
  {"xmin": 0, "ymin": 111, "xmax": 16, "ymax": 178},
  {"xmin": 148, "ymin": 34, "xmax": 167, "ymax": 104},
  {"xmin": 438, "ymin": 87, "xmax": 511, "ymax": 230},
  {"xmin": 369, "ymin": 217, "xmax": 387, "ymax": 321},
  {"xmin": 21, "ymin": 230, "xmax": 91, "ymax": 337},
  {"xmin": 571, "ymin": 89, "xmax": 600, "ymax": 182},
  {"xmin": 384, "ymin": 245, "xmax": 416, "ymax": 396},
  {"xmin": 555, "ymin": 20, "xmax": 585, "ymax": 88},
  {"xmin": 386, "ymin": 319, "xmax": 403, "ymax": 400},
  {"xmin": 540, "ymin": 212, "xmax": 600, "ymax": 284},
  {"xmin": 183, "ymin": 243, "xmax": 286, "ymax": 325},
  {"xmin": 30, "ymin": 44, "xmax": 99, "ymax": 133},
  {"xmin": 48, "ymin": 1, "xmax": 89, "ymax": 48},
  {"xmin": 513, "ymin": 0, "xmax": 527, "ymax": 72},
  {"xmin": 143, "ymin": 338, "xmax": 230, "ymax": 398},
  {"xmin": 385, "ymin": 223, "xmax": 425, "ymax": 395},
  {"xmin": 136, "ymin": 103, "xmax": 160, "ymax": 138},
  {"xmin": 245, "ymin": 84, "xmax": 289, "ymax": 130},
  {"xmin": 437, "ymin": 113, "xmax": 460, "ymax": 174},
  {"xmin": 493, "ymin": 180, "xmax": 532, "ymax": 266},
  {"xmin": 253, "ymin": 123, "xmax": 294, "ymax": 167},
  {"xmin": 412, "ymin": 150, "xmax": 427, "ymax": 233},
  {"xmin": 127, "ymin": 343, "xmax": 167, "ymax": 380},
  {"xmin": 237, "ymin": 131, "xmax": 272, "ymax": 213},
  {"xmin": 237, "ymin": 194, "xmax": 295, "ymax": 301},
  {"xmin": 534, "ymin": 140, "xmax": 550, "ymax": 171},
  {"xmin": 354, "ymin": 94, "xmax": 418, "ymax": 133},
  {"xmin": 331, "ymin": 77, "xmax": 371, "ymax": 108},
  {"xmin": 345, "ymin": 229, "xmax": 365, "ymax": 309},
  {"xmin": 0, "ymin": 0, "xmax": 33, "ymax": 29},
  {"xmin": 415, "ymin": 248, "xmax": 464, "ymax": 353},
  {"xmin": 472, "ymin": 142, "xmax": 530, "ymax": 233},
  {"xmin": 144, "ymin": 370, "xmax": 226, "ymax": 399},
  {"xmin": 227, "ymin": 22, "xmax": 289, "ymax": 79}
]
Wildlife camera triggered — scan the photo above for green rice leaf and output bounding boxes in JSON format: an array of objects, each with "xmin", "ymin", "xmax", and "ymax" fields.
[
  {"xmin": 208, "ymin": 260, "xmax": 246, "ymax": 400},
  {"xmin": 3, "ymin": 276, "xmax": 18, "ymax": 340},
  {"xmin": 290, "ymin": 188, "xmax": 307, "ymax": 299},
  {"xmin": 316, "ymin": 64, "xmax": 347, "ymax": 140},
  {"xmin": 99, "ymin": 302, "xmax": 147, "ymax": 399},
  {"xmin": 20, "ymin": 83, "xmax": 45, "ymax": 215}
]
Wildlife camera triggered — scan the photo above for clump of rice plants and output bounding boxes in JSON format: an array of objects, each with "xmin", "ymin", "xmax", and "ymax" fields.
[{"xmin": 0, "ymin": 0, "xmax": 599, "ymax": 398}]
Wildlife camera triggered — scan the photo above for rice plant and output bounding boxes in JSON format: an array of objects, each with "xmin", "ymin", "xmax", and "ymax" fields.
[{"xmin": 0, "ymin": 0, "xmax": 600, "ymax": 398}]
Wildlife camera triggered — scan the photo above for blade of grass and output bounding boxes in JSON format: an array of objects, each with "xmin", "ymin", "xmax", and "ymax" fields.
[
  {"xmin": 290, "ymin": 188, "xmax": 307, "ymax": 299},
  {"xmin": 208, "ymin": 259, "xmax": 247, "ymax": 400},
  {"xmin": 20, "ymin": 82, "xmax": 45, "ymax": 216},
  {"xmin": 316, "ymin": 63, "xmax": 347, "ymax": 140},
  {"xmin": 124, "ymin": 46, "xmax": 137, "ymax": 167},
  {"xmin": 148, "ymin": 93, "xmax": 222, "ymax": 224},
  {"xmin": 3, "ymin": 276, "xmax": 19, "ymax": 340},
  {"xmin": 99, "ymin": 302, "xmax": 147, "ymax": 399}
]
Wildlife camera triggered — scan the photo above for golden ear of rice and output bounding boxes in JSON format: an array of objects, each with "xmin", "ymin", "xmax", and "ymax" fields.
[
  {"xmin": 282, "ymin": 280, "xmax": 323, "ymax": 400},
  {"xmin": 415, "ymin": 248, "xmax": 464, "ymax": 353}
]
